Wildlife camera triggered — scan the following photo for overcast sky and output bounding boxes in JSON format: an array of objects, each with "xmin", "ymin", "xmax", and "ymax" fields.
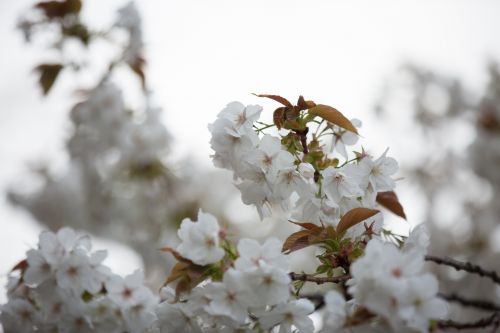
[{"xmin": 1, "ymin": 0, "xmax": 500, "ymax": 302}]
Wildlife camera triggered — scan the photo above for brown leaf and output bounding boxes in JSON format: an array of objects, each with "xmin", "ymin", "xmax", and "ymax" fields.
[
  {"xmin": 35, "ymin": 64, "xmax": 63, "ymax": 95},
  {"xmin": 253, "ymin": 93, "xmax": 293, "ymax": 107},
  {"xmin": 174, "ymin": 277, "xmax": 196, "ymax": 300},
  {"xmin": 129, "ymin": 56, "xmax": 146, "ymax": 90},
  {"xmin": 297, "ymin": 95, "xmax": 316, "ymax": 111},
  {"xmin": 35, "ymin": 0, "xmax": 81, "ymax": 18},
  {"xmin": 283, "ymin": 119, "xmax": 302, "ymax": 130},
  {"xmin": 11, "ymin": 259, "xmax": 28, "ymax": 273},
  {"xmin": 165, "ymin": 262, "xmax": 190, "ymax": 285},
  {"xmin": 289, "ymin": 221, "xmax": 322, "ymax": 231},
  {"xmin": 308, "ymin": 104, "xmax": 358, "ymax": 134},
  {"xmin": 63, "ymin": 22, "xmax": 90, "ymax": 45},
  {"xmin": 282, "ymin": 230, "xmax": 313, "ymax": 253},
  {"xmin": 160, "ymin": 246, "xmax": 193, "ymax": 264},
  {"xmin": 273, "ymin": 107, "xmax": 286, "ymax": 129},
  {"xmin": 376, "ymin": 191, "xmax": 407, "ymax": 220},
  {"xmin": 336, "ymin": 208, "xmax": 380, "ymax": 235}
]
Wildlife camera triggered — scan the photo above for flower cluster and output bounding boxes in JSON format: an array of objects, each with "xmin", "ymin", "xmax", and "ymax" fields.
[
  {"xmin": 2, "ymin": 94, "xmax": 461, "ymax": 333},
  {"xmin": 348, "ymin": 227, "xmax": 447, "ymax": 332},
  {"xmin": 209, "ymin": 97, "xmax": 398, "ymax": 238},
  {"xmin": 159, "ymin": 210, "xmax": 315, "ymax": 332},
  {"xmin": 1, "ymin": 228, "xmax": 158, "ymax": 333}
]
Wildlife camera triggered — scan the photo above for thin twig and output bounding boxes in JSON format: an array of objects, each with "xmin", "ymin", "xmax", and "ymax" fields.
[
  {"xmin": 425, "ymin": 255, "xmax": 500, "ymax": 285},
  {"xmin": 293, "ymin": 127, "xmax": 309, "ymax": 155},
  {"xmin": 289, "ymin": 272, "xmax": 350, "ymax": 285},
  {"xmin": 439, "ymin": 293, "xmax": 500, "ymax": 312},
  {"xmin": 437, "ymin": 312, "xmax": 500, "ymax": 330}
]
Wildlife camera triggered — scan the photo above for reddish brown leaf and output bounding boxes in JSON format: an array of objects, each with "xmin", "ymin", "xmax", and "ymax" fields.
[
  {"xmin": 11, "ymin": 259, "xmax": 28, "ymax": 272},
  {"xmin": 129, "ymin": 56, "xmax": 146, "ymax": 90},
  {"xmin": 165, "ymin": 262, "xmax": 189, "ymax": 285},
  {"xmin": 308, "ymin": 104, "xmax": 358, "ymax": 134},
  {"xmin": 35, "ymin": 63, "xmax": 63, "ymax": 95},
  {"xmin": 253, "ymin": 93, "xmax": 293, "ymax": 107},
  {"xmin": 283, "ymin": 119, "xmax": 302, "ymax": 130},
  {"xmin": 282, "ymin": 230, "xmax": 313, "ymax": 253},
  {"xmin": 297, "ymin": 95, "xmax": 316, "ymax": 111},
  {"xmin": 273, "ymin": 107, "xmax": 286, "ymax": 129},
  {"xmin": 289, "ymin": 221, "xmax": 322, "ymax": 231},
  {"xmin": 336, "ymin": 208, "xmax": 380, "ymax": 235},
  {"xmin": 160, "ymin": 247, "xmax": 193, "ymax": 264},
  {"xmin": 174, "ymin": 277, "xmax": 192, "ymax": 300},
  {"xmin": 376, "ymin": 191, "xmax": 407, "ymax": 220}
]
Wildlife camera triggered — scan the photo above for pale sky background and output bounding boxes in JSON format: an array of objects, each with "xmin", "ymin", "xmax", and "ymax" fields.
[{"xmin": 1, "ymin": 0, "xmax": 500, "ymax": 303}]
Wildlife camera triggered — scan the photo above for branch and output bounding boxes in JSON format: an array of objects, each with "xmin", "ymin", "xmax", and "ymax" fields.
[
  {"xmin": 436, "ymin": 312, "xmax": 500, "ymax": 331},
  {"xmin": 289, "ymin": 272, "xmax": 350, "ymax": 285},
  {"xmin": 425, "ymin": 255, "xmax": 500, "ymax": 285},
  {"xmin": 439, "ymin": 293, "xmax": 500, "ymax": 312},
  {"xmin": 293, "ymin": 127, "xmax": 309, "ymax": 155}
]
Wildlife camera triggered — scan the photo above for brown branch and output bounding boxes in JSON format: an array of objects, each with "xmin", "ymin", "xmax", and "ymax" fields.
[
  {"xmin": 289, "ymin": 272, "xmax": 350, "ymax": 285},
  {"xmin": 439, "ymin": 293, "xmax": 500, "ymax": 312},
  {"xmin": 294, "ymin": 127, "xmax": 309, "ymax": 155},
  {"xmin": 425, "ymin": 255, "xmax": 500, "ymax": 285},
  {"xmin": 436, "ymin": 312, "xmax": 500, "ymax": 331}
]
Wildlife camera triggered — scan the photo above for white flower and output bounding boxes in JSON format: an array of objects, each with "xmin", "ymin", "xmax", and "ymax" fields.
[
  {"xmin": 106, "ymin": 270, "xmax": 149, "ymax": 306},
  {"xmin": 1, "ymin": 298, "xmax": 41, "ymax": 332},
  {"xmin": 204, "ymin": 269, "xmax": 249, "ymax": 323},
  {"xmin": 235, "ymin": 238, "xmax": 289, "ymax": 272},
  {"xmin": 322, "ymin": 166, "xmax": 364, "ymax": 203},
  {"xmin": 209, "ymin": 117, "xmax": 258, "ymax": 174},
  {"xmin": 156, "ymin": 301, "xmax": 202, "ymax": 333},
  {"xmin": 348, "ymin": 238, "xmax": 444, "ymax": 332},
  {"xmin": 358, "ymin": 149, "xmax": 398, "ymax": 192},
  {"xmin": 57, "ymin": 299, "xmax": 93, "ymax": 333},
  {"xmin": 403, "ymin": 224, "xmax": 430, "ymax": 255},
  {"xmin": 397, "ymin": 275, "xmax": 448, "ymax": 333},
  {"xmin": 274, "ymin": 167, "xmax": 309, "ymax": 200},
  {"xmin": 259, "ymin": 299, "xmax": 315, "ymax": 333},
  {"xmin": 55, "ymin": 248, "xmax": 103, "ymax": 295},
  {"xmin": 122, "ymin": 288, "xmax": 158, "ymax": 333},
  {"xmin": 235, "ymin": 165, "xmax": 274, "ymax": 219},
  {"xmin": 331, "ymin": 118, "xmax": 361, "ymax": 158},
  {"xmin": 294, "ymin": 196, "xmax": 340, "ymax": 225},
  {"xmin": 245, "ymin": 135, "xmax": 294, "ymax": 177},
  {"xmin": 322, "ymin": 290, "xmax": 347, "ymax": 331},
  {"xmin": 24, "ymin": 249, "xmax": 52, "ymax": 286},
  {"xmin": 177, "ymin": 210, "xmax": 225, "ymax": 265},
  {"xmin": 88, "ymin": 296, "xmax": 123, "ymax": 329},
  {"xmin": 39, "ymin": 227, "xmax": 91, "ymax": 267},
  {"xmin": 298, "ymin": 163, "xmax": 316, "ymax": 180},
  {"xmin": 242, "ymin": 265, "xmax": 291, "ymax": 307},
  {"xmin": 217, "ymin": 101, "xmax": 263, "ymax": 134}
]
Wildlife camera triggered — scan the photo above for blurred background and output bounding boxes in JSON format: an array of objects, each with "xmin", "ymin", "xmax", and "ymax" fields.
[{"xmin": 1, "ymin": 0, "xmax": 500, "ymax": 318}]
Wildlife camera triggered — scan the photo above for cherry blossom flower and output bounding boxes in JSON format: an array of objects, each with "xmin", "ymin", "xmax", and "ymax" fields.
[
  {"xmin": 259, "ymin": 299, "xmax": 315, "ymax": 333},
  {"xmin": 235, "ymin": 238, "xmax": 289, "ymax": 272},
  {"xmin": 322, "ymin": 165, "xmax": 364, "ymax": 203},
  {"xmin": 322, "ymin": 290, "xmax": 347, "ymax": 331},
  {"xmin": 177, "ymin": 210, "xmax": 225, "ymax": 265},
  {"xmin": 330, "ymin": 118, "xmax": 361, "ymax": 159},
  {"xmin": 358, "ymin": 149, "xmax": 399, "ymax": 193},
  {"xmin": 204, "ymin": 269, "xmax": 249, "ymax": 323}
]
